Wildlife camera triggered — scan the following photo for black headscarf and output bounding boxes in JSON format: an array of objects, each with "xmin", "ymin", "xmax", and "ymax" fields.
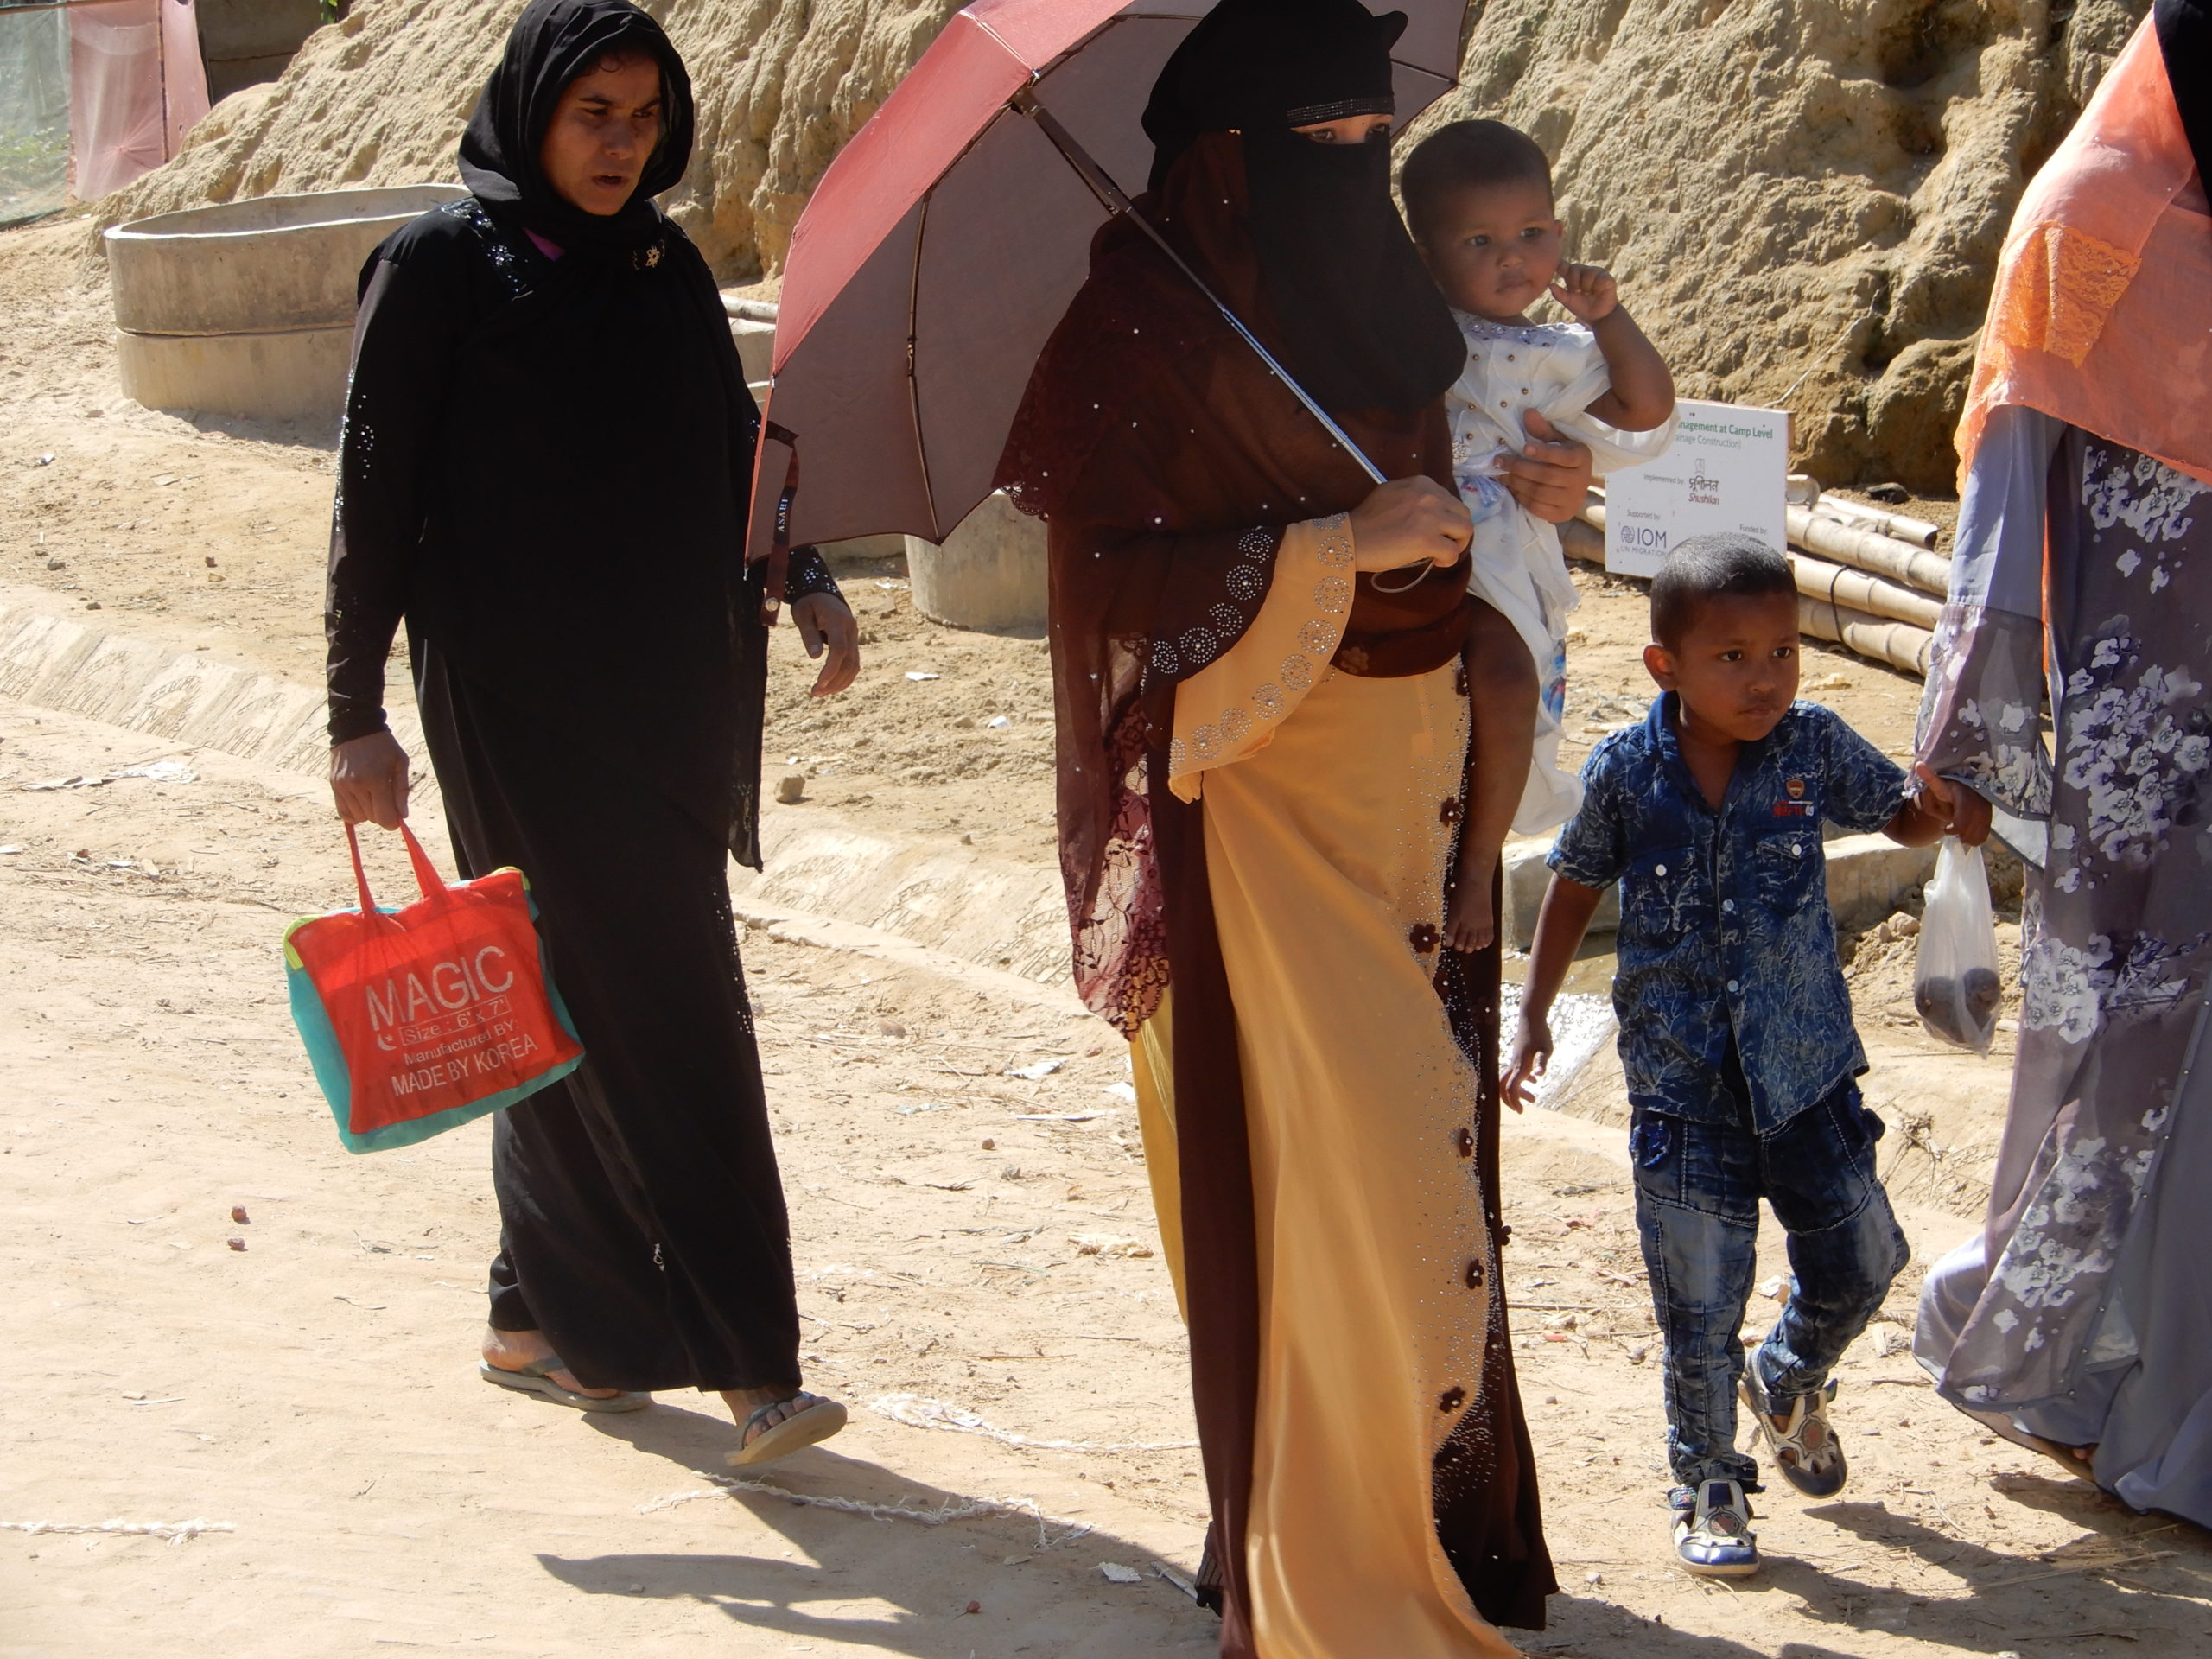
[
  {"xmin": 1140, "ymin": 0, "xmax": 1463, "ymax": 414},
  {"xmin": 2157, "ymin": 0, "xmax": 2212, "ymax": 188},
  {"xmin": 458, "ymin": 0, "xmax": 693, "ymax": 257}
]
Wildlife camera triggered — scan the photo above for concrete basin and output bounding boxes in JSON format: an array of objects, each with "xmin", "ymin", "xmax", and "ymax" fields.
[
  {"xmin": 105, "ymin": 184, "xmax": 466, "ymax": 335},
  {"xmin": 906, "ymin": 492, "xmax": 1048, "ymax": 633},
  {"xmin": 106, "ymin": 185, "xmax": 465, "ymax": 427},
  {"xmin": 114, "ymin": 326, "xmax": 357, "ymax": 426}
]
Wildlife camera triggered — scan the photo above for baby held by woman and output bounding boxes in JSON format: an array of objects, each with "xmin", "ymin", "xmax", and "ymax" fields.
[{"xmin": 1401, "ymin": 121, "xmax": 1678, "ymax": 949}]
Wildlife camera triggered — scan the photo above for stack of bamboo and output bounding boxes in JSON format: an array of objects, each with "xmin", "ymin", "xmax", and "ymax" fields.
[{"xmin": 1560, "ymin": 483, "xmax": 1949, "ymax": 678}]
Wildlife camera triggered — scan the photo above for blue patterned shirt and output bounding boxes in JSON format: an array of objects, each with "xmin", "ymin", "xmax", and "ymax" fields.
[{"xmin": 1548, "ymin": 696, "xmax": 1907, "ymax": 1134}]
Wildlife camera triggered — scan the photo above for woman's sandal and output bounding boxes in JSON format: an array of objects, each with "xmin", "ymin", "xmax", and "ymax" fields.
[
  {"xmin": 1961, "ymin": 1404, "xmax": 2100, "ymax": 1483},
  {"xmin": 726, "ymin": 1391, "xmax": 849, "ymax": 1467},
  {"xmin": 2018, "ymin": 1432, "xmax": 2099, "ymax": 1482},
  {"xmin": 479, "ymin": 1356, "xmax": 651, "ymax": 1414}
]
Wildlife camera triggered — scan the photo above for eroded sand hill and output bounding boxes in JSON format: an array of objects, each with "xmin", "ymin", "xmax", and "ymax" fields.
[{"xmin": 89, "ymin": 0, "xmax": 2149, "ymax": 487}]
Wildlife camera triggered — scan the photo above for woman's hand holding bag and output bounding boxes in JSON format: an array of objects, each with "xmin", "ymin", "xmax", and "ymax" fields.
[{"xmin": 330, "ymin": 731, "xmax": 413, "ymax": 830}]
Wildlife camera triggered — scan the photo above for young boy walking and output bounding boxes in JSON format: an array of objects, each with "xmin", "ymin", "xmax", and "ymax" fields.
[{"xmin": 1505, "ymin": 535, "xmax": 1989, "ymax": 1574}]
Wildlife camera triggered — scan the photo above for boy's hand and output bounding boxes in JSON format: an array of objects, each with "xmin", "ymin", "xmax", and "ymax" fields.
[
  {"xmin": 1503, "ymin": 1013, "xmax": 1553, "ymax": 1114},
  {"xmin": 1548, "ymin": 262, "xmax": 1620, "ymax": 323},
  {"xmin": 1913, "ymin": 763, "xmax": 1993, "ymax": 845}
]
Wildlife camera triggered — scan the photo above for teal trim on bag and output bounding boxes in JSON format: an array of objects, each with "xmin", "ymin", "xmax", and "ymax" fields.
[{"xmin": 281, "ymin": 886, "xmax": 585, "ymax": 1155}]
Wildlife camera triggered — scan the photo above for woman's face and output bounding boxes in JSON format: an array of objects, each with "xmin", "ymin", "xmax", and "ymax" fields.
[
  {"xmin": 1292, "ymin": 113, "xmax": 1394, "ymax": 145},
  {"xmin": 538, "ymin": 54, "xmax": 664, "ymax": 217}
]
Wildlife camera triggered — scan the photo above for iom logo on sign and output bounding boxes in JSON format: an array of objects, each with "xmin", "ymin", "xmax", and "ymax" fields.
[{"xmin": 1687, "ymin": 467, "xmax": 1722, "ymax": 505}]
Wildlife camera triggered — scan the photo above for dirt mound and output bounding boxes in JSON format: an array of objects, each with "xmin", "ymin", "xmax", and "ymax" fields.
[
  {"xmin": 91, "ymin": 0, "xmax": 966, "ymax": 283},
  {"xmin": 90, "ymin": 0, "xmax": 2146, "ymax": 487},
  {"xmin": 1430, "ymin": 0, "xmax": 2148, "ymax": 491}
]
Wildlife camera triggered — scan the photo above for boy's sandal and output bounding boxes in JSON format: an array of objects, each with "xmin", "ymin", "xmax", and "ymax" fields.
[
  {"xmin": 480, "ymin": 1356, "xmax": 652, "ymax": 1414},
  {"xmin": 1670, "ymin": 1479, "xmax": 1760, "ymax": 1576},
  {"xmin": 1741, "ymin": 1369, "xmax": 1848, "ymax": 1498},
  {"xmin": 726, "ymin": 1391, "xmax": 849, "ymax": 1467}
]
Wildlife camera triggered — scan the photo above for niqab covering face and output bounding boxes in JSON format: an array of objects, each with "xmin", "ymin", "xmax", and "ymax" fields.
[
  {"xmin": 458, "ymin": 0, "xmax": 693, "ymax": 257},
  {"xmin": 1139, "ymin": 0, "xmax": 1462, "ymax": 414}
]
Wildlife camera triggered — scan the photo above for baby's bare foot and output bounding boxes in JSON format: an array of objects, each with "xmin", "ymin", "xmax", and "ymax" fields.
[{"xmin": 1444, "ymin": 882, "xmax": 1497, "ymax": 954}]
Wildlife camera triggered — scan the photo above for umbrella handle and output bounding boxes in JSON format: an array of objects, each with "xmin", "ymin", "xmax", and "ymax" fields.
[{"xmin": 1014, "ymin": 90, "xmax": 1389, "ymax": 489}]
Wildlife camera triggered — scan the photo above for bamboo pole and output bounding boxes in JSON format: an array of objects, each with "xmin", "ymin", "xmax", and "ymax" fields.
[
  {"xmin": 1812, "ymin": 493, "xmax": 1943, "ymax": 550},
  {"xmin": 1786, "ymin": 506, "xmax": 1953, "ymax": 598},
  {"xmin": 1798, "ymin": 594, "xmax": 1933, "ymax": 677},
  {"xmin": 1563, "ymin": 493, "xmax": 1936, "ymax": 677},
  {"xmin": 1789, "ymin": 551, "xmax": 1942, "ymax": 630}
]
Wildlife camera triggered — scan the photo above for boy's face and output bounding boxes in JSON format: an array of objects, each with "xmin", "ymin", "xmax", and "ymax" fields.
[
  {"xmin": 1414, "ymin": 175, "xmax": 1564, "ymax": 321},
  {"xmin": 1643, "ymin": 592, "xmax": 1802, "ymax": 745}
]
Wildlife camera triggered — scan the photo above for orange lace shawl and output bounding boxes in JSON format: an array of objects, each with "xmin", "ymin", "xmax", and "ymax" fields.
[{"xmin": 1957, "ymin": 18, "xmax": 2212, "ymax": 486}]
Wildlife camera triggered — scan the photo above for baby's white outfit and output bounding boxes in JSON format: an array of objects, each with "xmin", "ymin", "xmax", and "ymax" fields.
[{"xmin": 1446, "ymin": 310, "xmax": 1675, "ymax": 833}]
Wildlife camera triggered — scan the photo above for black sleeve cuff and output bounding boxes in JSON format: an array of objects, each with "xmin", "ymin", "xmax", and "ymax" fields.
[
  {"xmin": 785, "ymin": 545, "xmax": 843, "ymax": 603},
  {"xmin": 328, "ymin": 708, "xmax": 391, "ymax": 746}
]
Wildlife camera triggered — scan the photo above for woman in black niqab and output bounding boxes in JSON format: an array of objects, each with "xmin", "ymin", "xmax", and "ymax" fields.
[
  {"xmin": 325, "ymin": 0, "xmax": 857, "ymax": 1465},
  {"xmin": 996, "ymin": 0, "xmax": 1564, "ymax": 1650},
  {"xmin": 1141, "ymin": 0, "xmax": 1465, "ymax": 412}
]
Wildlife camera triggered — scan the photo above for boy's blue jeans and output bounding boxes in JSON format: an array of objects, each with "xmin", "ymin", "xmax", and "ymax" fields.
[{"xmin": 1629, "ymin": 1079, "xmax": 1909, "ymax": 1491}]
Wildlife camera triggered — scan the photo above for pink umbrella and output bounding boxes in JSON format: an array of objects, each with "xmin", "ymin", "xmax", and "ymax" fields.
[{"xmin": 744, "ymin": 0, "xmax": 1467, "ymax": 569}]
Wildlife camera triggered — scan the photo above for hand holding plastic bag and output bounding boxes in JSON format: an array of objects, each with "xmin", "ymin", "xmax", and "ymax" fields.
[{"xmin": 1913, "ymin": 836, "xmax": 2002, "ymax": 1052}]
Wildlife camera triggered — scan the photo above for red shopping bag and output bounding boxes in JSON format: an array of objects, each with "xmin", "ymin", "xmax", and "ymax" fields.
[{"xmin": 283, "ymin": 823, "xmax": 583, "ymax": 1152}]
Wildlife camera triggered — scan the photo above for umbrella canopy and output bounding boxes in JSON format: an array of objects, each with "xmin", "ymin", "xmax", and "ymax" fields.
[{"xmin": 745, "ymin": 0, "xmax": 1465, "ymax": 566}]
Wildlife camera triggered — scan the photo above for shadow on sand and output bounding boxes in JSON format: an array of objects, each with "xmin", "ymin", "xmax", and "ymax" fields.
[
  {"xmin": 534, "ymin": 1398, "xmax": 1216, "ymax": 1656},
  {"xmin": 1527, "ymin": 1471, "xmax": 2212, "ymax": 1658},
  {"xmin": 547, "ymin": 1400, "xmax": 2212, "ymax": 1655}
]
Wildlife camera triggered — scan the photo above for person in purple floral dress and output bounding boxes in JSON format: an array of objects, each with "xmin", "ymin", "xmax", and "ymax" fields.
[{"xmin": 1911, "ymin": 3, "xmax": 2212, "ymax": 1525}]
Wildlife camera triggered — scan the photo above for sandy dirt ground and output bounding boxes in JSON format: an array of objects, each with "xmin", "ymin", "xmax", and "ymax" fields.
[{"xmin": 7, "ymin": 217, "xmax": 2212, "ymax": 1658}]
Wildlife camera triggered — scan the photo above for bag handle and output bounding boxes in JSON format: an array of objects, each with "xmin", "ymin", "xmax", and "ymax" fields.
[
  {"xmin": 343, "ymin": 819, "xmax": 452, "ymax": 917},
  {"xmin": 344, "ymin": 822, "xmax": 378, "ymax": 916},
  {"xmin": 396, "ymin": 820, "xmax": 448, "ymax": 900}
]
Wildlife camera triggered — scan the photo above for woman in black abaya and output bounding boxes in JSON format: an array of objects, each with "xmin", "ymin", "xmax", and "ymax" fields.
[{"xmin": 325, "ymin": 0, "xmax": 855, "ymax": 1464}]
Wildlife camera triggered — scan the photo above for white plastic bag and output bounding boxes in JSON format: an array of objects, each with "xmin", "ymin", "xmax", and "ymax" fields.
[{"xmin": 1913, "ymin": 836, "xmax": 2002, "ymax": 1052}]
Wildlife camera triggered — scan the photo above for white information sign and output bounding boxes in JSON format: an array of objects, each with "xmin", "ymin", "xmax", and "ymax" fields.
[{"xmin": 1602, "ymin": 399, "xmax": 1789, "ymax": 579}]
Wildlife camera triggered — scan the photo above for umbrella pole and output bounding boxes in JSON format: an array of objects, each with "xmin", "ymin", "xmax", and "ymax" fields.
[{"xmin": 1014, "ymin": 91, "xmax": 1389, "ymax": 487}]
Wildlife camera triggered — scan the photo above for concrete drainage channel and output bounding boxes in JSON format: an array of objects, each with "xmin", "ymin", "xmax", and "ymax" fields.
[
  {"xmin": 0, "ymin": 590, "xmax": 1937, "ymax": 1078},
  {"xmin": 0, "ymin": 588, "xmax": 425, "ymax": 772},
  {"xmin": 0, "ymin": 588, "xmax": 1076, "ymax": 1009}
]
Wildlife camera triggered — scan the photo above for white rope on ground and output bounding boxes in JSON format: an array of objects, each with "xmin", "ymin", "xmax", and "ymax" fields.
[
  {"xmin": 639, "ymin": 1471, "xmax": 1093, "ymax": 1551},
  {"xmin": 1, "ymin": 1519, "xmax": 232, "ymax": 1545},
  {"xmin": 868, "ymin": 1392, "xmax": 1198, "ymax": 1452}
]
